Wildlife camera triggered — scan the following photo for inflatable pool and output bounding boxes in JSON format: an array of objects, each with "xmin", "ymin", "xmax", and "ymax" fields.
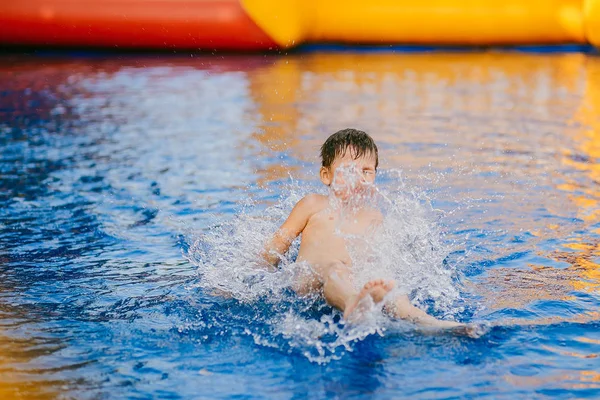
[{"xmin": 1, "ymin": 0, "xmax": 599, "ymax": 50}]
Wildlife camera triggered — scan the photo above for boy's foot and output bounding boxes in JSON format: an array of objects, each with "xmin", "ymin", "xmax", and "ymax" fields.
[
  {"xmin": 344, "ymin": 279, "xmax": 395, "ymax": 320},
  {"xmin": 419, "ymin": 321, "xmax": 487, "ymax": 339},
  {"xmin": 362, "ymin": 279, "xmax": 396, "ymax": 303},
  {"xmin": 448, "ymin": 323, "xmax": 487, "ymax": 339}
]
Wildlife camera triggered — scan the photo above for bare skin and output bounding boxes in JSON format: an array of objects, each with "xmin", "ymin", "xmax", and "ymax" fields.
[
  {"xmin": 263, "ymin": 149, "xmax": 467, "ymax": 330},
  {"xmin": 344, "ymin": 279, "xmax": 396, "ymax": 321}
]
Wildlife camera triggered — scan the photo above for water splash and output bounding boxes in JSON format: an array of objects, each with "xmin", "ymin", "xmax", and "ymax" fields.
[{"xmin": 185, "ymin": 170, "xmax": 466, "ymax": 362}]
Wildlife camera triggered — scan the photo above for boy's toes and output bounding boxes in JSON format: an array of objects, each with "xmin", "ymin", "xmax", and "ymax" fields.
[
  {"xmin": 363, "ymin": 279, "xmax": 384, "ymax": 290},
  {"xmin": 362, "ymin": 279, "xmax": 395, "ymax": 304}
]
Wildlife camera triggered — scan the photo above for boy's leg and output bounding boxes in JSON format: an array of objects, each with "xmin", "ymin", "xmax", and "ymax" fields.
[
  {"xmin": 385, "ymin": 294, "xmax": 463, "ymax": 329},
  {"xmin": 320, "ymin": 261, "xmax": 358, "ymax": 316},
  {"xmin": 320, "ymin": 261, "xmax": 393, "ymax": 319}
]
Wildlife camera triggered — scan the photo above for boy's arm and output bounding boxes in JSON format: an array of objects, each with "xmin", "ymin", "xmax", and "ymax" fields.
[{"xmin": 261, "ymin": 194, "xmax": 321, "ymax": 269}]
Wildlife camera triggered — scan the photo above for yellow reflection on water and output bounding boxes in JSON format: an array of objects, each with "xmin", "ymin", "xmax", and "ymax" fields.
[
  {"xmin": 245, "ymin": 53, "xmax": 592, "ymax": 195},
  {"xmin": 477, "ymin": 240, "xmax": 600, "ymax": 312},
  {"xmin": 505, "ymin": 369, "xmax": 600, "ymax": 390},
  {"xmin": 542, "ymin": 344, "xmax": 598, "ymax": 359},
  {"xmin": 0, "ymin": 334, "xmax": 61, "ymax": 399}
]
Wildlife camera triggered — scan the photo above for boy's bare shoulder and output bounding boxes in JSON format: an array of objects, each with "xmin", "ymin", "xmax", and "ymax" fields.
[
  {"xmin": 297, "ymin": 193, "xmax": 329, "ymax": 211},
  {"xmin": 288, "ymin": 194, "xmax": 328, "ymax": 227}
]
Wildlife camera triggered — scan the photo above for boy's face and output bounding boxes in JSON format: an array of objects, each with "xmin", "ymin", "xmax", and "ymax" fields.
[{"xmin": 320, "ymin": 147, "xmax": 377, "ymax": 200}]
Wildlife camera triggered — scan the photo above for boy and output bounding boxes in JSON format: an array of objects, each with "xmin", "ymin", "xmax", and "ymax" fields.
[{"xmin": 263, "ymin": 128, "xmax": 466, "ymax": 330}]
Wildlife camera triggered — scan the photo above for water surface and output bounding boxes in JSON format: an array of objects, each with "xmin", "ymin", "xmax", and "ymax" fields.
[{"xmin": 1, "ymin": 52, "xmax": 600, "ymax": 398}]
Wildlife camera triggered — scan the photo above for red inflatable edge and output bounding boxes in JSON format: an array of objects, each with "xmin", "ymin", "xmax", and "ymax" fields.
[{"xmin": 0, "ymin": 0, "xmax": 278, "ymax": 51}]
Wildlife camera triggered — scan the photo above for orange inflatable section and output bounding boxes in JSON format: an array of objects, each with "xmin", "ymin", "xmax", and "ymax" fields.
[{"xmin": 0, "ymin": 0, "xmax": 277, "ymax": 50}]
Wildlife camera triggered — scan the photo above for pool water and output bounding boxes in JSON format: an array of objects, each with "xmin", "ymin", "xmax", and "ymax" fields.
[{"xmin": 1, "ymin": 51, "xmax": 600, "ymax": 398}]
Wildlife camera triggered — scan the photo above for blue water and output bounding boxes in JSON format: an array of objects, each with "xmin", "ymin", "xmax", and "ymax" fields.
[{"xmin": 1, "ymin": 52, "xmax": 600, "ymax": 398}]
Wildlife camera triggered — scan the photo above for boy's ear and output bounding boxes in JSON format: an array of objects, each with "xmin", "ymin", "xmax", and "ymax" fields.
[{"xmin": 320, "ymin": 166, "xmax": 332, "ymax": 186}]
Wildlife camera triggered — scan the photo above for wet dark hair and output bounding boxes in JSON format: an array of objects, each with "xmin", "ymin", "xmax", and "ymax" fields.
[{"xmin": 320, "ymin": 128, "xmax": 379, "ymax": 169}]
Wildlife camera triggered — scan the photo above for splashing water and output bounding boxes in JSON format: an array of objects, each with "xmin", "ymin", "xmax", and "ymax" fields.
[
  {"xmin": 341, "ymin": 167, "xmax": 462, "ymax": 315},
  {"xmin": 185, "ymin": 169, "xmax": 466, "ymax": 363}
]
